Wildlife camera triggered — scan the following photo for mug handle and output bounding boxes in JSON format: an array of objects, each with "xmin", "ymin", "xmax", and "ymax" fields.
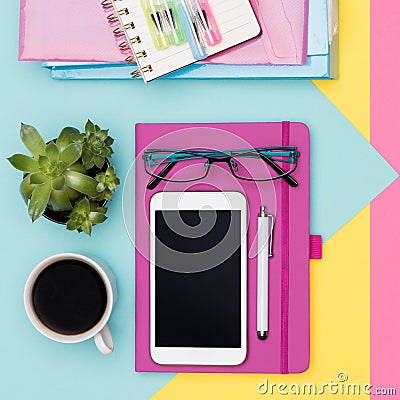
[{"xmin": 94, "ymin": 324, "xmax": 114, "ymax": 355}]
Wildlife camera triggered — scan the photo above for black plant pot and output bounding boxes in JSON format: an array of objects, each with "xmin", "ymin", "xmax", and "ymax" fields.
[{"xmin": 42, "ymin": 158, "xmax": 110, "ymax": 225}]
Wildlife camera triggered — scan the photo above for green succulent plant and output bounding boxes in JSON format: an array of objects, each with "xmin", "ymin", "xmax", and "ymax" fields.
[
  {"xmin": 8, "ymin": 124, "xmax": 99, "ymax": 222},
  {"xmin": 95, "ymin": 166, "xmax": 120, "ymax": 201},
  {"xmin": 66, "ymin": 198, "xmax": 107, "ymax": 236},
  {"xmin": 7, "ymin": 121, "xmax": 120, "ymax": 235},
  {"xmin": 80, "ymin": 119, "xmax": 114, "ymax": 170}
]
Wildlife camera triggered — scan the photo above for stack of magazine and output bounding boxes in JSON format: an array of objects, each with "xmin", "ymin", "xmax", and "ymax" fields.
[{"xmin": 19, "ymin": 0, "xmax": 338, "ymax": 81}]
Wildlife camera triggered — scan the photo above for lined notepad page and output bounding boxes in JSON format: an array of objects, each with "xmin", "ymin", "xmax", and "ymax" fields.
[{"xmin": 114, "ymin": 0, "xmax": 260, "ymax": 81}]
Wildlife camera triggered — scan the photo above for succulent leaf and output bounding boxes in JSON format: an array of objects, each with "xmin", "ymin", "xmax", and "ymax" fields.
[
  {"xmin": 38, "ymin": 155, "xmax": 50, "ymax": 170},
  {"xmin": 49, "ymin": 189, "xmax": 73, "ymax": 211},
  {"xmin": 89, "ymin": 212, "xmax": 108, "ymax": 224},
  {"xmin": 7, "ymin": 154, "xmax": 39, "ymax": 173},
  {"xmin": 51, "ymin": 175, "xmax": 65, "ymax": 190},
  {"xmin": 20, "ymin": 175, "xmax": 35, "ymax": 204},
  {"xmin": 67, "ymin": 161, "xmax": 87, "ymax": 174},
  {"xmin": 64, "ymin": 170, "xmax": 98, "ymax": 198},
  {"xmin": 20, "ymin": 123, "xmax": 46, "ymax": 159},
  {"xmin": 66, "ymin": 220, "xmax": 77, "ymax": 231},
  {"xmin": 104, "ymin": 190, "xmax": 113, "ymax": 201},
  {"xmin": 81, "ymin": 147, "xmax": 94, "ymax": 168},
  {"xmin": 45, "ymin": 142, "xmax": 60, "ymax": 161},
  {"xmin": 78, "ymin": 197, "xmax": 91, "ymax": 214},
  {"xmin": 70, "ymin": 132, "xmax": 84, "ymax": 143},
  {"xmin": 93, "ymin": 156, "xmax": 105, "ymax": 169},
  {"xmin": 30, "ymin": 172, "xmax": 49, "ymax": 185},
  {"xmin": 60, "ymin": 142, "xmax": 83, "ymax": 166},
  {"xmin": 96, "ymin": 182, "xmax": 105, "ymax": 192},
  {"xmin": 100, "ymin": 148, "xmax": 112, "ymax": 158},
  {"xmin": 56, "ymin": 127, "xmax": 78, "ymax": 151},
  {"xmin": 65, "ymin": 186, "xmax": 81, "ymax": 202},
  {"xmin": 97, "ymin": 130, "xmax": 108, "ymax": 141},
  {"xmin": 104, "ymin": 137, "xmax": 114, "ymax": 147},
  {"xmin": 28, "ymin": 181, "xmax": 52, "ymax": 222},
  {"xmin": 85, "ymin": 120, "xmax": 95, "ymax": 134},
  {"xmin": 86, "ymin": 159, "xmax": 96, "ymax": 170},
  {"xmin": 82, "ymin": 220, "xmax": 92, "ymax": 236}
]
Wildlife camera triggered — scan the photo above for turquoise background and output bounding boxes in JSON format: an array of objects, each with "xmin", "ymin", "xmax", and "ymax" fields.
[{"xmin": 0, "ymin": 3, "xmax": 397, "ymax": 400}]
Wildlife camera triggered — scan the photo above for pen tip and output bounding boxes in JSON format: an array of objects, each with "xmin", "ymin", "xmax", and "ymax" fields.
[{"xmin": 257, "ymin": 331, "xmax": 268, "ymax": 340}]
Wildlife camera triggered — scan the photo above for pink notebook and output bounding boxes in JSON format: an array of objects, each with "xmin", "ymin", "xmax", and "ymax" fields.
[
  {"xmin": 19, "ymin": 0, "xmax": 308, "ymax": 65},
  {"xmin": 134, "ymin": 122, "xmax": 322, "ymax": 374}
]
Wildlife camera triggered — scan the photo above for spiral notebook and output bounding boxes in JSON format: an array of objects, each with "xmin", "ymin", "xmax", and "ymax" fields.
[{"xmin": 102, "ymin": 0, "xmax": 261, "ymax": 81}]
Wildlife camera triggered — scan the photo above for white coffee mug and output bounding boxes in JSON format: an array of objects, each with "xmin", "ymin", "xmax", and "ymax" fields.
[{"xmin": 24, "ymin": 253, "xmax": 117, "ymax": 355}]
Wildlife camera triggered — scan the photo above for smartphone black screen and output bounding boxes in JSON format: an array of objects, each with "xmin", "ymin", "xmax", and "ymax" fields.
[{"xmin": 155, "ymin": 210, "xmax": 242, "ymax": 348}]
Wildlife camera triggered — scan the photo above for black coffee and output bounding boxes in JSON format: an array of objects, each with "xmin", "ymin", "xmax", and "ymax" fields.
[{"xmin": 32, "ymin": 260, "xmax": 107, "ymax": 335}]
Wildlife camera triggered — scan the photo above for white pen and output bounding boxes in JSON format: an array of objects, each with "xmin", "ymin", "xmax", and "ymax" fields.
[{"xmin": 257, "ymin": 206, "xmax": 274, "ymax": 340}]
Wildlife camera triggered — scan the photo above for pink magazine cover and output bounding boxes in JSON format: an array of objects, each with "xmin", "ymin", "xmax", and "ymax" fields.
[
  {"xmin": 19, "ymin": 0, "xmax": 308, "ymax": 65},
  {"xmin": 134, "ymin": 122, "xmax": 321, "ymax": 374}
]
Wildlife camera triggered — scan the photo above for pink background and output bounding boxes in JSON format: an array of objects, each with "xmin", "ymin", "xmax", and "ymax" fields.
[{"xmin": 371, "ymin": 0, "xmax": 400, "ymax": 391}]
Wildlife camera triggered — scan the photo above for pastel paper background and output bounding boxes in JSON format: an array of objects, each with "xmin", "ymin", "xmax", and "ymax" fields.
[{"xmin": 1, "ymin": 1, "xmax": 398, "ymax": 399}]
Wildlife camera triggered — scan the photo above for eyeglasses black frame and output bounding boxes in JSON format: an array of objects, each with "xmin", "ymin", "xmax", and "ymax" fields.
[{"xmin": 144, "ymin": 148, "xmax": 299, "ymax": 190}]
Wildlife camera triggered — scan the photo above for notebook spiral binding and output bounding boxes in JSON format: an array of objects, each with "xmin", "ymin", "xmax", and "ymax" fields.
[{"xmin": 101, "ymin": 0, "xmax": 153, "ymax": 79}]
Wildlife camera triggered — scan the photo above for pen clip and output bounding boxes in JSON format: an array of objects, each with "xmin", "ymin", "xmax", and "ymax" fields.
[{"xmin": 268, "ymin": 215, "xmax": 275, "ymax": 257}]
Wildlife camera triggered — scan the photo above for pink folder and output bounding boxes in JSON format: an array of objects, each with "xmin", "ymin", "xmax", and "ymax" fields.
[
  {"xmin": 19, "ymin": 0, "xmax": 123, "ymax": 62},
  {"xmin": 134, "ymin": 122, "xmax": 322, "ymax": 373},
  {"xmin": 209, "ymin": 0, "xmax": 309, "ymax": 65},
  {"xmin": 19, "ymin": 0, "xmax": 308, "ymax": 65}
]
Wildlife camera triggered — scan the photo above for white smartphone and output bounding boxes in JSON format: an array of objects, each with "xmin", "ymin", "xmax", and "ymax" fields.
[{"xmin": 149, "ymin": 191, "xmax": 247, "ymax": 365}]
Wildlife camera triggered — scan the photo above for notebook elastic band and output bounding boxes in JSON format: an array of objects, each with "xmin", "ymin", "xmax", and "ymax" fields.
[{"xmin": 310, "ymin": 235, "xmax": 323, "ymax": 259}]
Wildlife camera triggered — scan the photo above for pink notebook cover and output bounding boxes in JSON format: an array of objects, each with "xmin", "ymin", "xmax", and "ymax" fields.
[
  {"xmin": 19, "ymin": 0, "xmax": 308, "ymax": 65},
  {"xmin": 135, "ymin": 122, "xmax": 314, "ymax": 374}
]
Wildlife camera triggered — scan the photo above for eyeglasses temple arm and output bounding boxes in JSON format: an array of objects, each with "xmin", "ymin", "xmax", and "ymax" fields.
[
  {"xmin": 260, "ymin": 154, "xmax": 298, "ymax": 187},
  {"xmin": 147, "ymin": 162, "xmax": 177, "ymax": 190}
]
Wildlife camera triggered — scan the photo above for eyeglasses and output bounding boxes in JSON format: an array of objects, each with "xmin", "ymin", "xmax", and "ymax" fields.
[{"xmin": 143, "ymin": 147, "xmax": 300, "ymax": 190}]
